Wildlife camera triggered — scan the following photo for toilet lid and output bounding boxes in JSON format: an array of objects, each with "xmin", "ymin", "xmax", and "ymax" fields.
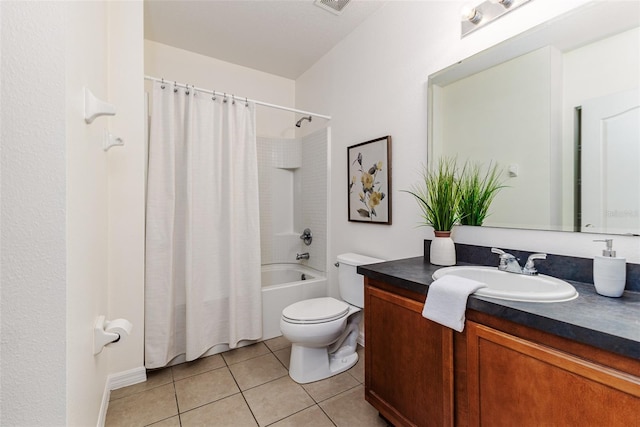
[{"xmin": 282, "ymin": 297, "xmax": 350, "ymax": 324}]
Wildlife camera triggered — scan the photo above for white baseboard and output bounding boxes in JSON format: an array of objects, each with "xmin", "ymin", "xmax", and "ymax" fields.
[
  {"xmin": 97, "ymin": 366, "xmax": 147, "ymax": 427},
  {"xmin": 109, "ymin": 366, "xmax": 147, "ymax": 390}
]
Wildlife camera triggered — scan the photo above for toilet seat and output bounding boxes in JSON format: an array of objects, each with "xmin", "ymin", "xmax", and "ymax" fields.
[{"xmin": 282, "ymin": 297, "xmax": 350, "ymax": 324}]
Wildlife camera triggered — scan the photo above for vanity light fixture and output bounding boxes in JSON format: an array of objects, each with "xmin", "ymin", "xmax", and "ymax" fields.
[
  {"xmin": 491, "ymin": 0, "xmax": 515, "ymax": 7},
  {"xmin": 314, "ymin": 0, "xmax": 351, "ymax": 15},
  {"xmin": 461, "ymin": 0, "xmax": 532, "ymax": 37}
]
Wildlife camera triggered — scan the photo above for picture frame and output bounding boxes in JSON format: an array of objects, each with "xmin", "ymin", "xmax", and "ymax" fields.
[{"xmin": 347, "ymin": 136, "xmax": 392, "ymax": 224}]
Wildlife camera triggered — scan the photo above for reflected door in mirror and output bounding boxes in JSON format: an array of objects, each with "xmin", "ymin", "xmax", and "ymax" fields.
[{"xmin": 581, "ymin": 89, "xmax": 640, "ymax": 235}]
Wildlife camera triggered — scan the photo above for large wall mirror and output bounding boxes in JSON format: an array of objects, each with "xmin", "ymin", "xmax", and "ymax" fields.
[{"xmin": 428, "ymin": 2, "xmax": 639, "ymax": 236}]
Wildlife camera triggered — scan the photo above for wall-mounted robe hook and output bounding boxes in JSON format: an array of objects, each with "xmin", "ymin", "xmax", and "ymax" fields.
[
  {"xmin": 104, "ymin": 130, "xmax": 124, "ymax": 151},
  {"xmin": 84, "ymin": 87, "xmax": 116, "ymax": 124}
]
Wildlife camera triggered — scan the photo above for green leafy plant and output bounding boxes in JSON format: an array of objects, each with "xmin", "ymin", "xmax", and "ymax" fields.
[
  {"xmin": 404, "ymin": 157, "xmax": 461, "ymax": 231},
  {"xmin": 457, "ymin": 161, "xmax": 505, "ymax": 226}
]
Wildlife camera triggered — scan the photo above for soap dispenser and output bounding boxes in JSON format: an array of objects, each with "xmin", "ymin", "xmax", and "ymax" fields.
[{"xmin": 593, "ymin": 239, "xmax": 626, "ymax": 297}]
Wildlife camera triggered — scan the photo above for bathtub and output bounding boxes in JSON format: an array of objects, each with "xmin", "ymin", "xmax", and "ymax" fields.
[{"xmin": 261, "ymin": 263, "xmax": 327, "ymax": 340}]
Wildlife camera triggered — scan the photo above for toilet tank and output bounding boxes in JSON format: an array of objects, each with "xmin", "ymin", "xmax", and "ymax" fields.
[{"xmin": 337, "ymin": 253, "xmax": 384, "ymax": 308}]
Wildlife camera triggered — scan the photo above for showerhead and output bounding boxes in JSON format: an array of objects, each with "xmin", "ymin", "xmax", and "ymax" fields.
[{"xmin": 295, "ymin": 116, "xmax": 313, "ymax": 128}]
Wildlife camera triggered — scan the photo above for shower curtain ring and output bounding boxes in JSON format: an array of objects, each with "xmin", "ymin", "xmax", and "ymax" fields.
[
  {"xmin": 223, "ymin": 93, "xmax": 228, "ymax": 103},
  {"xmin": 245, "ymin": 97, "xmax": 248, "ymax": 107},
  {"xmin": 185, "ymin": 84, "xmax": 190, "ymax": 95},
  {"xmin": 212, "ymin": 90, "xmax": 217, "ymax": 101},
  {"xmin": 173, "ymin": 81, "xmax": 178, "ymax": 93},
  {"xmin": 161, "ymin": 78, "xmax": 165, "ymax": 89},
  {"xmin": 232, "ymin": 94, "xmax": 236, "ymax": 105}
]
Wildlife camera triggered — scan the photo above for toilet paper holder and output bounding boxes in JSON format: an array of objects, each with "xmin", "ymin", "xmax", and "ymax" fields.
[{"xmin": 93, "ymin": 315, "xmax": 133, "ymax": 355}]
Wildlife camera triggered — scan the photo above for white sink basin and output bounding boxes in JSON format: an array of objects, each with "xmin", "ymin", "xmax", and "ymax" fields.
[{"xmin": 432, "ymin": 266, "xmax": 578, "ymax": 303}]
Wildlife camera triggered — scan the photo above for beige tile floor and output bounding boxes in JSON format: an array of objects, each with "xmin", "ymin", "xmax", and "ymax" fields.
[{"xmin": 105, "ymin": 337, "xmax": 389, "ymax": 427}]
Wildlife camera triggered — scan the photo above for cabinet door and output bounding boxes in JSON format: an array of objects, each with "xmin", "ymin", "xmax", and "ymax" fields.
[
  {"xmin": 365, "ymin": 283, "xmax": 453, "ymax": 427},
  {"xmin": 466, "ymin": 322, "xmax": 640, "ymax": 427}
]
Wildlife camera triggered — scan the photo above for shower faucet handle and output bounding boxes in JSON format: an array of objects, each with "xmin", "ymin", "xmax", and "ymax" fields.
[{"xmin": 300, "ymin": 228, "xmax": 313, "ymax": 245}]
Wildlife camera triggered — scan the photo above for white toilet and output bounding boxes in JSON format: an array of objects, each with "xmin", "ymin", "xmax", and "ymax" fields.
[{"xmin": 280, "ymin": 252, "xmax": 383, "ymax": 384}]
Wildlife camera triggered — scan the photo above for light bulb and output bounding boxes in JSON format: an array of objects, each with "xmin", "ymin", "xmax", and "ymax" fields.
[{"xmin": 461, "ymin": 5, "xmax": 482, "ymax": 24}]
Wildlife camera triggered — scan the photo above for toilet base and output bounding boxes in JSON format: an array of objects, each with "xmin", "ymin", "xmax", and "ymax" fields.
[{"xmin": 288, "ymin": 344, "xmax": 359, "ymax": 384}]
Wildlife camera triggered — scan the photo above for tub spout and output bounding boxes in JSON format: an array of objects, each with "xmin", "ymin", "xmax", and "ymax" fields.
[{"xmin": 296, "ymin": 252, "xmax": 310, "ymax": 260}]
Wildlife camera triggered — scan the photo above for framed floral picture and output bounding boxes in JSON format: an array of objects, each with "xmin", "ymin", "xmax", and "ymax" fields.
[{"xmin": 348, "ymin": 136, "xmax": 392, "ymax": 224}]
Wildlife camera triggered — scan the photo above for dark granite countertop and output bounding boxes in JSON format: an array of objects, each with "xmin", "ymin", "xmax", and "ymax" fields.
[{"xmin": 358, "ymin": 256, "xmax": 640, "ymax": 361}]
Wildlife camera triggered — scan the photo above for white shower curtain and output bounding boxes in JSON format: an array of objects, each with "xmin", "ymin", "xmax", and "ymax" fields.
[{"xmin": 145, "ymin": 81, "xmax": 262, "ymax": 369}]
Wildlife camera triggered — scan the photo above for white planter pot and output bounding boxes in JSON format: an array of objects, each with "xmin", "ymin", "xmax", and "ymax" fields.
[{"xmin": 430, "ymin": 231, "xmax": 456, "ymax": 266}]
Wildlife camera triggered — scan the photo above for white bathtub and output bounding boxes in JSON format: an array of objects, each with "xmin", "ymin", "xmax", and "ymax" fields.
[{"xmin": 261, "ymin": 264, "xmax": 327, "ymax": 340}]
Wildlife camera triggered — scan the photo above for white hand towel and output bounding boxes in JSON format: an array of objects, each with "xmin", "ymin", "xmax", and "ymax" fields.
[{"xmin": 422, "ymin": 275, "xmax": 487, "ymax": 332}]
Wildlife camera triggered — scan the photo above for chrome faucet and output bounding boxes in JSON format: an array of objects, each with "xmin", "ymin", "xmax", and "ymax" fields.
[
  {"xmin": 491, "ymin": 248, "xmax": 523, "ymax": 273},
  {"xmin": 491, "ymin": 248, "xmax": 546, "ymax": 275},
  {"xmin": 296, "ymin": 252, "xmax": 310, "ymax": 260}
]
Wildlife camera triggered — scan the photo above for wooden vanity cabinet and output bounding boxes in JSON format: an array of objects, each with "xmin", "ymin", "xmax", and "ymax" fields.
[
  {"xmin": 364, "ymin": 278, "xmax": 640, "ymax": 427},
  {"xmin": 364, "ymin": 279, "xmax": 454, "ymax": 427},
  {"xmin": 463, "ymin": 320, "xmax": 640, "ymax": 427}
]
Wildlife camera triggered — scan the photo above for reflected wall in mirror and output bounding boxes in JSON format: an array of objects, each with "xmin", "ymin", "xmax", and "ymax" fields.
[{"xmin": 428, "ymin": 1, "xmax": 640, "ymax": 235}]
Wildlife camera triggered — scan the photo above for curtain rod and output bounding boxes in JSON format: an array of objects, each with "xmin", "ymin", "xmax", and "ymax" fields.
[{"xmin": 144, "ymin": 75, "xmax": 331, "ymax": 120}]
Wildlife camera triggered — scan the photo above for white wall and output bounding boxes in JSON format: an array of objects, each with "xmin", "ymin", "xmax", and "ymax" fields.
[
  {"xmin": 1, "ymin": 2, "xmax": 144, "ymax": 425},
  {"xmin": 144, "ymin": 40, "xmax": 296, "ymax": 139},
  {"xmin": 1, "ymin": 2, "xmax": 67, "ymax": 424},
  {"xmin": 65, "ymin": 2, "xmax": 110, "ymax": 425},
  {"xmin": 67, "ymin": 2, "xmax": 144, "ymax": 424},
  {"xmin": 300, "ymin": 129, "xmax": 328, "ymax": 272},
  {"xmin": 106, "ymin": 0, "xmax": 145, "ymax": 378},
  {"xmin": 296, "ymin": 0, "xmax": 640, "ymax": 298}
]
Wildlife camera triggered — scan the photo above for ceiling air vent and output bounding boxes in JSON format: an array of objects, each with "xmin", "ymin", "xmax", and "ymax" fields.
[{"xmin": 314, "ymin": 0, "xmax": 351, "ymax": 15}]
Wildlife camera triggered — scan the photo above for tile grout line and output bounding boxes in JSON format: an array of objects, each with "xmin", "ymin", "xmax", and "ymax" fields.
[
  {"xmin": 167, "ymin": 365, "xmax": 183, "ymax": 426},
  {"xmin": 262, "ymin": 401, "xmax": 329, "ymax": 427},
  {"xmin": 220, "ymin": 357, "xmax": 260, "ymax": 425},
  {"xmin": 316, "ymin": 403, "xmax": 339, "ymax": 427},
  {"xmin": 239, "ymin": 390, "xmax": 262, "ymax": 427},
  {"xmin": 174, "ymin": 366, "xmax": 247, "ymax": 417},
  {"xmin": 242, "ymin": 339, "xmax": 290, "ymax": 427},
  {"xmin": 172, "ymin": 379, "xmax": 183, "ymax": 427}
]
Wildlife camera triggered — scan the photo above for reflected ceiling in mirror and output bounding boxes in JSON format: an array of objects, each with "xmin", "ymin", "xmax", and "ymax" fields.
[{"xmin": 428, "ymin": 2, "xmax": 640, "ymax": 236}]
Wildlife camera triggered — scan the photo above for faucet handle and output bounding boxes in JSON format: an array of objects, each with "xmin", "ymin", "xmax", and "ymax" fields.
[
  {"xmin": 300, "ymin": 228, "xmax": 312, "ymax": 245},
  {"xmin": 491, "ymin": 247, "xmax": 516, "ymax": 260},
  {"xmin": 523, "ymin": 253, "xmax": 546, "ymax": 275},
  {"xmin": 491, "ymin": 248, "xmax": 517, "ymax": 271},
  {"xmin": 491, "ymin": 247, "xmax": 506, "ymax": 256}
]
